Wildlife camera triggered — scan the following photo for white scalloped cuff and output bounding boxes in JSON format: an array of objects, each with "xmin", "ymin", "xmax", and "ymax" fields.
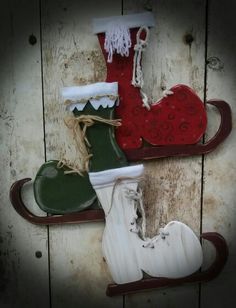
[{"xmin": 61, "ymin": 82, "xmax": 118, "ymax": 111}]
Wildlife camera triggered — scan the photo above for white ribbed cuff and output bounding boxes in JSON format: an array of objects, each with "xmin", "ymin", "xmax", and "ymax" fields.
[
  {"xmin": 93, "ymin": 12, "xmax": 155, "ymax": 34},
  {"xmin": 89, "ymin": 165, "xmax": 144, "ymax": 189}
]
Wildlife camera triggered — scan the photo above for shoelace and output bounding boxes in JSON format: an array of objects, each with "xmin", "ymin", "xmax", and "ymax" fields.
[
  {"xmin": 125, "ymin": 188, "xmax": 146, "ymax": 239},
  {"xmin": 126, "ymin": 187, "xmax": 169, "ymax": 248},
  {"xmin": 142, "ymin": 228, "xmax": 170, "ymax": 248}
]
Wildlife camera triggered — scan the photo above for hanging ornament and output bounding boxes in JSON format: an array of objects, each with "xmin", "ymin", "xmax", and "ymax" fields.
[
  {"xmin": 11, "ymin": 82, "xmax": 127, "ymax": 220},
  {"xmin": 89, "ymin": 164, "xmax": 203, "ymax": 284},
  {"xmin": 93, "ymin": 13, "xmax": 232, "ymax": 160},
  {"xmin": 9, "ymin": 12, "xmax": 229, "ymax": 297}
]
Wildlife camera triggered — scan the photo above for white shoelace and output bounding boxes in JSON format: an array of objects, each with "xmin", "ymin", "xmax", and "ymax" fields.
[
  {"xmin": 131, "ymin": 27, "xmax": 174, "ymax": 109},
  {"xmin": 125, "ymin": 188, "xmax": 146, "ymax": 239},
  {"xmin": 126, "ymin": 187, "xmax": 169, "ymax": 248},
  {"xmin": 131, "ymin": 26, "xmax": 150, "ymax": 109}
]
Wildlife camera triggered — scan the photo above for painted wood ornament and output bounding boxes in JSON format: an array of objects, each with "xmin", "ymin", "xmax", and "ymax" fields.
[
  {"xmin": 9, "ymin": 11, "xmax": 231, "ymax": 296},
  {"xmin": 87, "ymin": 165, "xmax": 228, "ymax": 296},
  {"xmin": 9, "ymin": 79, "xmax": 229, "ymax": 293},
  {"xmin": 10, "ymin": 174, "xmax": 228, "ymax": 296},
  {"xmin": 32, "ymin": 82, "xmax": 127, "ymax": 215},
  {"xmin": 89, "ymin": 165, "xmax": 203, "ymax": 284},
  {"xmin": 94, "ymin": 13, "xmax": 232, "ymax": 160},
  {"xmin": 10, "ymin": 12, "xmax": 231, "ymax": 220}
]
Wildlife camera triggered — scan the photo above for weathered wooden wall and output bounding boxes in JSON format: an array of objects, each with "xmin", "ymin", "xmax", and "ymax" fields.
[
  {"xmin": 0, "ymin": 1, "xmax": 49, "ymax": 307},
  {"xmin": 0, "ymin": 0, "xmax": 235, "ymax": 307}
]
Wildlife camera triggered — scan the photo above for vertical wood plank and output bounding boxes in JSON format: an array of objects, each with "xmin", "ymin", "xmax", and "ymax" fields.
[
  {"xmin": 0, "ymin": 0, "xmax": 49, "ymax": 307},
  {"xmin": 123, "ymin": 0, "xmax": 206, "ymax": 307},
  {"xmin": 201, "ymin": 0, "xmax": 236, "ymax": 307},
  {"xmin": 41, "ymin": 0, "xmax": 123, "ymax": 306}
]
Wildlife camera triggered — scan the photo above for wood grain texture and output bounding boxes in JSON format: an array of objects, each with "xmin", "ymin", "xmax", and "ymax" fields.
[
  {"xmin": 123, "ymin": 0, "xmax": 206, "ymax": 307},
  {"xmin": 201, "ymin": 0, "xmax": 236, "ymax": 307},
  {"xmin": 0, "ymin": 0, "xmax": 49, "ymax": 307},
  {"xmin": 41, "ymin": 0, "xmax": 123, "ymax": 306}
]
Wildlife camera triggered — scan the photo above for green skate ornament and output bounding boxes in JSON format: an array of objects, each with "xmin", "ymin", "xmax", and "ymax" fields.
[{"xmin": 11, "ymin": 82, "xmax": 127, "ymax": 222}]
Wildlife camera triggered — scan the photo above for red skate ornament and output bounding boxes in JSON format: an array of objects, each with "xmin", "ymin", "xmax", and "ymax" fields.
[{"xmin": 95, "ymin": 15, "xmax": 232, "ymax": 161}]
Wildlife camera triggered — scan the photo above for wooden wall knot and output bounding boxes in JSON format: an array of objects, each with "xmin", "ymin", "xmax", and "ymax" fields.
[
  {"xmin": 28, "ymin": 34, "xmax": 37, "ymax": 45},
  {"xmin": 184, "ymin": 33, "xmax": 194, "ymax": 46},
  {"xmin": 207, "ymin": 56, "xmax": 224, "ymax": 71}
]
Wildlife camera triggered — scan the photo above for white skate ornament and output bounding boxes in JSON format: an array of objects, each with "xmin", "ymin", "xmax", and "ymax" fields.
[{"xmin": 89, "ymin": 165, "xmax": 228, "ymax": 296}]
